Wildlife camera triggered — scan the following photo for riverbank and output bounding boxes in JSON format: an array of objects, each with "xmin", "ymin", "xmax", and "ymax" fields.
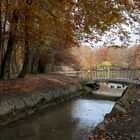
[
  {"xmin": 90, "ymin": 84, "xmax": 140, "ymax": 140},
  {"xmin": 0, "ymin": 73, "xmax": 84, "ymax": 126},
  {"xmin": 0, "ymin": 73, "xmax": 80, "ymax": 96}
]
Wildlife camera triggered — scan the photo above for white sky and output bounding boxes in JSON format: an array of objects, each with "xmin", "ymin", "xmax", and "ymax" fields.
[{"xmin": 82, "ymin": 11, "xmax": 140, "ymax": 48}]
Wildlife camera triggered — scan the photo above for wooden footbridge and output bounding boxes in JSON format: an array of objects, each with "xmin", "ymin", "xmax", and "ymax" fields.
[
  {"xmin": 79, "ymin": 66, "xmax": 140, "ymax": 85},
  {"xmin": 64, "ymin": 66, "xmax": 140, "ymax": 85}
]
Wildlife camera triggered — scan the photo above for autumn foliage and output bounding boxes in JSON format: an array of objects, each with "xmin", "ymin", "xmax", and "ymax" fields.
[
  {"xmin": 0, "ymin": 0, "xmax": 140, "ymax": 80},
  {"xmin": 95, "ymin": 45, "xmax": 140, "ymax": 68}
]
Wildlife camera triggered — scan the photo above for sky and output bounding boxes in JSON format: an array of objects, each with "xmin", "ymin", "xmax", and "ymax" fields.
[{"xmin": 82, "ymin": 11, "xmax": 140, "ymax": 48}]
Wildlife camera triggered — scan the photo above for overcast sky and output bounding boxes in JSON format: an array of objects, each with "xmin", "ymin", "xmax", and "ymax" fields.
[{"xmin": 82, "ymin": 11, "xmax": 140, "ymax": 48}]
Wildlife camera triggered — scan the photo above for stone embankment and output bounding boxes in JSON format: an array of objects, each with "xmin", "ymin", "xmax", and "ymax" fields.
[
  {"xmin": 0, "ymin": 85, "xmax": 84, "ymax": 126},
  {"xmin": 90, "ymin": 85, "xmax": 140, "ymax": 140},
  {"xmin": 94, "ymin": 86, "xmax": 133, "ymax": 131}
]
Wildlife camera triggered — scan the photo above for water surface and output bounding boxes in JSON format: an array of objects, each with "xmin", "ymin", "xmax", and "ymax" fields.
[{"xmin": 0, "ymin": 98, "xmax": 115, "ymax": 140}]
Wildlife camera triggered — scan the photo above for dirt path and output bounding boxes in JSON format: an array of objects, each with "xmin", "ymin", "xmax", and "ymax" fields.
[{"xmin": 0, "ymin": 73, "xmax": 80, "ymax": 97}]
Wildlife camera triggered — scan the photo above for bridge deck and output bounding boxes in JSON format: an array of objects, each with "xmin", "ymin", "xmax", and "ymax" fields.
[
  {"xmin": 78, "ymin": 66, "xmax": 140, "ymax": 85},
  {"xmin": 85, "ymin": 78, "xmax": 140, "ymax": 85}
]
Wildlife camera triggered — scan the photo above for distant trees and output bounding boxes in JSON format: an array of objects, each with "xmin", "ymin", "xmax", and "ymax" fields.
[
  {"xmin": 95, "ymin": 45, "xmax": 140, "ymax": 68},
  {"xmin": 0, "ymin": 0, "xmax": 139, "ymax": 80},
  {"xmin": 95, "ymin": 47, "xmax": 111, "ymax": 64},
  {"xmin": 70, "ymin": 45, "xmax": 97, "ymax": 68}
]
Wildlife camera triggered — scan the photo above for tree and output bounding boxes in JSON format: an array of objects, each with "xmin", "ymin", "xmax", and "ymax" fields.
[
  {"xmin": 107, "ymin": 46, "xmax": 137, "ymax": 67},
  {"xmin": 95, "ymin": 47, "xmax": 110, "ymax": 64},
  {"xmin": 70, "ymin": 45, "xmax": 96, "ymax": 68},
  {"xmin": 0, "ymin": 0, "xmax": 19, "ymax": 80},
  {"xmin": 95, "ymin": 45, "xmax": 138, "ymax": 68},
  {"xmin": 0, "ymin": 0, "xmax": 139, "ymax": 80}
]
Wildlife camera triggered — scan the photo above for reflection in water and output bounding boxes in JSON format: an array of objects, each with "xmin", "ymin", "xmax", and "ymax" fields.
[
  {"xmin": 71, "ymin": 99, "xmax": 115, "ymax": 140},
  {"xmin": 94, "ymin": 83, "xmax": 127, "ymax": 97},
  {"xmin": 0, "ymin": 99, "xmax": 115, "ymax": 140}
]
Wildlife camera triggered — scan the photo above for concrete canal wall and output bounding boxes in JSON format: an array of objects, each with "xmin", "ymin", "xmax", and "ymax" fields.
[
  {"xmin": 0, "ymin": 85, "xmax": 84, "ymax": 126},
  {"xmin": 94, "ymin": 85, "xmax": 135, "ymax": 132}
]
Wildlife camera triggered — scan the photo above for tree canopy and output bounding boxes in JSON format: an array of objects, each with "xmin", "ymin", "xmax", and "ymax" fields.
[{"xmin": 0, "ymin": 0, "xmax": 140, "ymax": 80}]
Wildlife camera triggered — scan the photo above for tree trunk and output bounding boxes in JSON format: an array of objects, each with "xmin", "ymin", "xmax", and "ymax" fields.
[
  {"xmin": 18, "ymin": 0, "xmax": 33, "ymax": 78},
  {"xmin": 38, "ymin": 59, "xmax": 45, "ymax": 73},
  {"xmin": 0, "ymin": 32, "xmax": 15, "ymax": 80},
  {"xmin": 0, "ymin": 7, "xmax": 19, "ymax": 80},
  {"xmin": 18, "ymin": 45, "xmax": 32, "ymax": 78},
  {"xmin": 0, "ymin": 2, "xmax": 2, "ymax": 74},
  {"xmin": 31, "ymin": 53, "xmax": 40, "ymax": 74}
]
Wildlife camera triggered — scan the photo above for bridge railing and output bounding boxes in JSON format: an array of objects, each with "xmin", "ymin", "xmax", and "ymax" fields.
[
  {"xmin": 83, "ymin": 66, "xmax": 140, "ymax": 84},
  {"xmin": 58, "ymin": 66, "xmax": 140, "ymax": 84}
]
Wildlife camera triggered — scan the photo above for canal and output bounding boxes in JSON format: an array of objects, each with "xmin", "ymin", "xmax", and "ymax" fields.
[
  {"xmin": 0, "ymin": 98, "xmax": 115, "ymax": 140},
  {"xmin": 0, "ymin": 83, "xmax": 126, "ymax": 140}
]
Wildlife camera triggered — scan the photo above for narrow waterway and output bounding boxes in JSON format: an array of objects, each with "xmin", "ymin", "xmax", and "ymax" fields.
[{"xmin": 0, "ymin": 98, "xmax": 115, "ymax": 140}]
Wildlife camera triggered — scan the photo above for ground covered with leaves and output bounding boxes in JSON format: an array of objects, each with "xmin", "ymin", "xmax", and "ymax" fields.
[
  {"xmin": 91, "ymin": 85, "xmax": 140, "ymax": 140},
  {"xmin": 0, "ymin": 73, "xmax": 79, "ymax": 97}
]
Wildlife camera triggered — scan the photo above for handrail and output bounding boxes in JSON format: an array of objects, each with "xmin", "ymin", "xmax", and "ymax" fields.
[
  {"xmin": 69, "ymin": 66, "xmax": 140, "ymax": 84},
  {"xmin": 57, "ymin": 66, "xmax": 140, "ymax": 84}
]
